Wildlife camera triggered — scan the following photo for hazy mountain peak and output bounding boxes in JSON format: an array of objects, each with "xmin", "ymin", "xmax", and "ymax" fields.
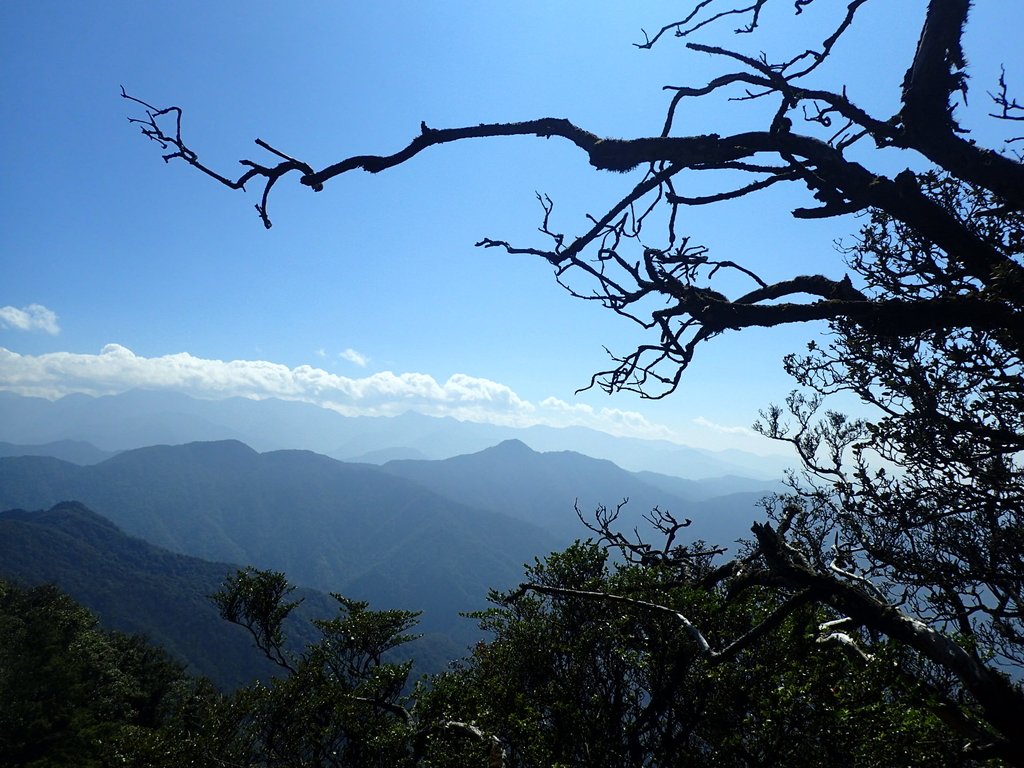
[
  {"xmin": 182, "ymin": 438, "xmax": 258, "ymax": 453},
  {"xmin": 45, "ymin": 498, "xmax": 109, "ymax": 519},
  {"xmin": 0, "ymin": 439, "xmax": 114, "ymax": 466},
  {"xmin": 1, "ymin": 505, "xmax": 128, "ymax": 548},
  {"xmin": 1, "ymin": 499, "xmax": 113, "ymax": 528},
  {"xmin": 485, "ymin": 439, "xmax": 535, "ymax": 455},
  {"xmin": 0, "ymin": 390, "xmax": 791, "ymax": 480}
]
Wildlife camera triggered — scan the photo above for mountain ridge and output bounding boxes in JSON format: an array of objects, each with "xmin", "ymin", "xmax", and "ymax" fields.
[
  {"xmin": 0, "ymin": 443, "xmax": 560, "ymax": 641},
  {"xmin": 0, "ymin": 439, "xmax": 115, "ymax": 465},
  {"xmin": 0, "ymin": 500, "xmax": 337, "ymax": 689},
  {"xmin": 0, "ymin": 390, "xmax": 791, "ymax": 480}
]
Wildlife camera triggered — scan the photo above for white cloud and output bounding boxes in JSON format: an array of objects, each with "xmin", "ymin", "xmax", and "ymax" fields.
[
  {"xmin": 314, "ymin": 348, "xmax": 327, "ymax": 358},
  {"xmin": 541, "ymin": 396, "xmax": 678, "ymax": 441},
  {"xmin": 0, "ymin": 304, "xmax": 60, "ymax": 335},
  {"xmin": 339, "ymin": 348, "xmax": 368, "ymax": 367},
  {"xmin": 693, "ymin": 415, "xmax": 756, "ymax": 436},
  {"xmin": 0, "ymin": 344, "xmax": 680, "ymax": 442}
]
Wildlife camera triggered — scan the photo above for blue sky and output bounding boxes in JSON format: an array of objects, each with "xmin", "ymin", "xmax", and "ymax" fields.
[{"xmin": 1, "ymin": 1, "xmax": 1016, "ymax": 453}]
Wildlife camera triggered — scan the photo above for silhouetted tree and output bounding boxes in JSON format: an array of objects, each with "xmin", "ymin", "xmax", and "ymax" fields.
[
  {"xmin": 424, "ymin": 543, "xmax": 977, "ymax": 767},
  {"xmin": 126, "ymin": 2, "xmax": 1023, "ymax": 763},
  {"xmin": 209, "ymin": 567, "xmax": 506, "ymax": 767}
]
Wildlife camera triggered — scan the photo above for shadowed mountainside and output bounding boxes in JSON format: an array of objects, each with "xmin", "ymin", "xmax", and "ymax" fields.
[
  {"xmin": 0, "ymin": 501, "xmax": 464, "ymax": 687},
  {"xmin": 379, "ymin": 439, "xmax": 776, "ymax": 547},
  {"xmin": 0, "ymin": 442, "xmax": 558, "ymax": 642},
  {"xmin": 0, "ymin": 501, "xmax": 334, "ymax": 689}
]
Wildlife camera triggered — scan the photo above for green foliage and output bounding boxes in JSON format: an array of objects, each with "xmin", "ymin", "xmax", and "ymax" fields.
[
  {"xmin": 2, "ymin": 555, "xmax": 1002, "ymax": 766},
  {"xmin": 0, "ymin": 572, "xmax": 431, "ymax": 767},
  {"xmin": 211, "ymin": 566, "xmax": 304, "ymax": 670},
  {"xmin": 0, "ymin": 501, "xmax": 334, "ymax": 689},
  {"xmin": 0, "ymin": 578, "xmax": 204, "ymax": 767},
  {"xmin": 209, "ymin": 568, "xmax": 425, "ymax": 766},
  {"xmin": 426, "ymin": 543, "xmax": 980, "ymax": 767}
]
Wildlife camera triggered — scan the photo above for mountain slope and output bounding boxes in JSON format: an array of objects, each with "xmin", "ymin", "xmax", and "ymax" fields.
[
  {"xmin": 0, "ymin": 442, "xmax": 559, "ymax": 640},
  {"xmin": 0, "ymin": 501, "xmax": 337, "ymax": 690},
  {"xmin": 379, "ymin": 440, "xmax": 771, "ymax": 546}
]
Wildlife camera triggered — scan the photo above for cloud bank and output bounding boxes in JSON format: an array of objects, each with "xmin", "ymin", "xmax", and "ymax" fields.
[
  {"xmin": 0, "ymin": 304, "xmax": 60, "ymax": 335},
  {"xmin": 0, "ymin": 344, "xmax": 679, "ymax": 441}
]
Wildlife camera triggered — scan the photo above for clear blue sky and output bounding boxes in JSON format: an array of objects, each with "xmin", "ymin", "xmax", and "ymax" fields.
[{"xmin": 1, "ymin": 1, "xmax": 1016, "ymax": 453}]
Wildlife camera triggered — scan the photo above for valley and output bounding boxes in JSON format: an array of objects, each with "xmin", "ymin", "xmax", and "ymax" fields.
[{"xmin": 0, "ymin": 390, "xmax": 783, "ymax": 687}]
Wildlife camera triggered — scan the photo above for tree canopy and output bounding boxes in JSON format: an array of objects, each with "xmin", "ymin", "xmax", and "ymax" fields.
[
  {"xmin": 126, "ymin": 1, "xmax": 1024, "ymax": 764},
  {"xmin": 438, "ymin": 542, "xmax": 977, "ymax": 767},
  {"xmin": 0, "ymin": 578, "xmax": 213, "ymax": 767}
]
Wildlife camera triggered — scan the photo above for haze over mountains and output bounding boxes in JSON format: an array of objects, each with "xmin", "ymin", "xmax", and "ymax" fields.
[
  {"xmin": 0, "ymin": 442, "xmax": 557, "ymax": 641},
  {"xmin": 0, "ymin": 389, "xmax": 786, "ymax": 685},
  {"xmin": 379, "ymin": 439, "xmax": 775, "ymax": 545},
  {"xmin": 0, "ymin": 439, "xmax": 115, "ymax": 465},
  {"xmin": 0, "ymin": 390, "xmax": 792, "ymax": 479},
  {"xmin": 0, "ymin": 437, "xmax": 775, "ymax": 609}
]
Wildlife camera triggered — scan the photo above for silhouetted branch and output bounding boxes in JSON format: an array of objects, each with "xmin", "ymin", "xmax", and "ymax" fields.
[
  {"xmin": 128, "ymin": 5, "xmax": 1024, "ymax": 758},
  {"xmin": 125, "ymin": 1, "xmax": 1024, "ymax": 400},
  {"xmin": 898, "ymin": 2, "xmax": 1024, "ymax": 207},
  {"xmin": 506, "ymin": 581, "xmax": 812, "ymax": 665},
  {"xmin": 990, "ymin": 66, "xmax": 1024, "ymax": 146},
  {"xmin": 750, "ymin": 521, "xmax": 1024, "ymax": 756}
]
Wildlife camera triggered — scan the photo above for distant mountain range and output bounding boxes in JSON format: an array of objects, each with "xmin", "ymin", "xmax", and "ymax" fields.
[
  {"xmin": 0, "ymin": 441, "xmax": 557, "ymax": 642},
  {"xmin": 379, "ymin": 439, "xmax": 775, "ymax": 547},
  {"xmin": 0, "ymin": 439, "xmax": 116, "ymax": 465},
  {"xmin": 0, "ymin": 390, "xmax": 793, "ymax": 479},
  {"xmin": 0, "ymin": 391, "xmax": 788, "ymax": 679},
  {"xmin": 0, "ymin": 439, "xmax": 778, "ymax": 640}
]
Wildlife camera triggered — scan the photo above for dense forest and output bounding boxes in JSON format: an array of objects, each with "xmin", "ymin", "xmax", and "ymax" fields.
[{"xmin": 0, "ymin": 546, "xmax": 977, "ymax": 766}]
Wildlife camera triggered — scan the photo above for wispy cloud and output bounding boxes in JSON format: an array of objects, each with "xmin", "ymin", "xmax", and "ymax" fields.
[
  {"xmin": 541, "ymin": 397, "xmax": 677, "ymax": 440},
  {"xmin": 693, "ymin": 416, "xmax": 756, "ymax": 436},
  {"xmin": 0, "ymin": 345, "xmax": 679, "ymax": 442},
  {"xmin": 314, "ymin": 348, "xmax": 327, "ymax": 358},
  {"xmin": 339, "ymin": 348, "xmax": 368, "ymax": 367},
  {"xmin": 0, "ymin": 304, "xmax": 60, "ymax": 335}
]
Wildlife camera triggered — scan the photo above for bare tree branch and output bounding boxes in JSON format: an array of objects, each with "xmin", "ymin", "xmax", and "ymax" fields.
[{"xmin": 506, "ymin": 581, "xmax": 812, "ymax": 665}]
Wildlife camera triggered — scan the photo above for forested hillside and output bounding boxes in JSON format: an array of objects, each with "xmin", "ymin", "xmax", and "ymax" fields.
[
  {"xmin": 0, "ymin": 441, "xmax": 558, "ymax": 640},
  {"xmin": 0, "ymin": 578, "xmax": 209, "ymax": 767},
  {"xmin": 0, "ymin": 439, "xmax": 773, "ymax": 644},
  {"xmin": 0, "ymin": 501, "xmax": 333, "ymax": 689}
]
